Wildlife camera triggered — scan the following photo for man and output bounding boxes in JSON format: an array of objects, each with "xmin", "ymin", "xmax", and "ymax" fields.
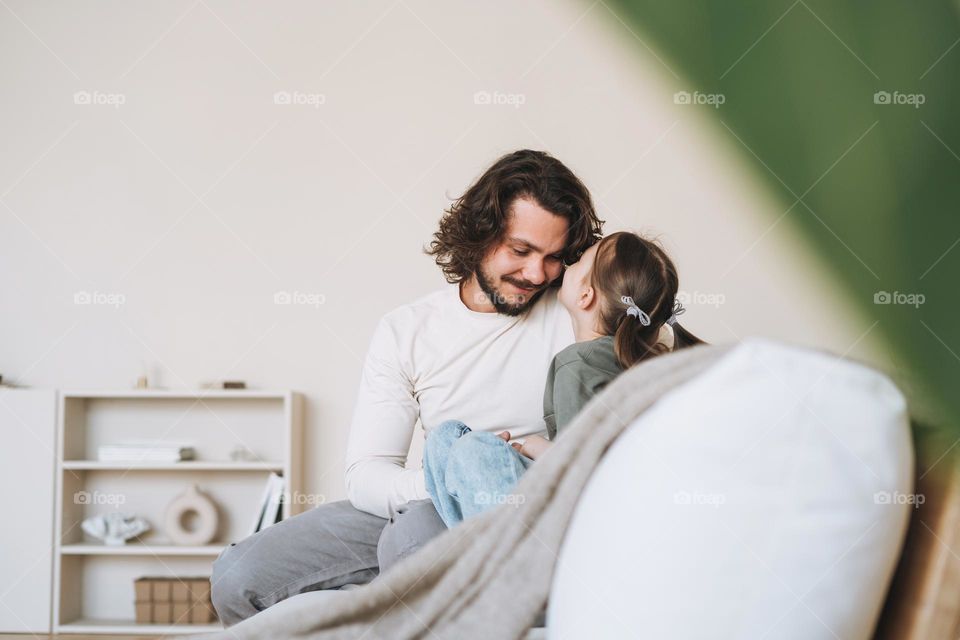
[{"xmin": 211, "ymin": 149, "xmax": 603, "ymax": 626}]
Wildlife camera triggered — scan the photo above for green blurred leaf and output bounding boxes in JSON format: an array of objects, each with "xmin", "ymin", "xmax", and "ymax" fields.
[{"xmin": 607, "ymin": 0, "xmax": 960, "ymax": 432}]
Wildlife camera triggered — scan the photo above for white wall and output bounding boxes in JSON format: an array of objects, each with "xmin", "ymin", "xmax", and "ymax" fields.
[{"xmin": 0, "ymin": 0, "xmax": 890, "ymax": 503}]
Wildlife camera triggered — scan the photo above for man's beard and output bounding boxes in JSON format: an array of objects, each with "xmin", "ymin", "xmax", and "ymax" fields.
[{"xmin": 475, "ymin": 267, "xmax": 546, "ymax": 317}]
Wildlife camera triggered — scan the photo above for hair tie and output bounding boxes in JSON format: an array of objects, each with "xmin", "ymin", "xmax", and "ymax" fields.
[
  {"xmin": 666, "ymin": 299, "xmax": 685, "ymax": 326},
  {"xmin": 620, "ymin": 296, "xmax": 651, "ymax": 326}
]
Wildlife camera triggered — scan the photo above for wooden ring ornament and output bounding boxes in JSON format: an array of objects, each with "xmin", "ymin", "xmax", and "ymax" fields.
[{"xmin": 164, "ymin": 484, "xmax": 218, "ymax": 545}]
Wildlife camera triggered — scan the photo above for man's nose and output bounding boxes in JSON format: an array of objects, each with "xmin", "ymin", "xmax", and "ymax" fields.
[{"xmin": 522, "ymin": 259, "xmax": 547, "ymax": 286}]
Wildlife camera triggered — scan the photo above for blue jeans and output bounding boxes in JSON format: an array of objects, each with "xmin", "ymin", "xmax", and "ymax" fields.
[{"xmin": 423, "ymin": 419, "xmax": 534, "ymax": 528}]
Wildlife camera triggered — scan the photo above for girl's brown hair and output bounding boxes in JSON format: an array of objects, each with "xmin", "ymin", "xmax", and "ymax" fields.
[{"xmin": 591, "ymin": 232, "xmax": 705, "ymax": 369}]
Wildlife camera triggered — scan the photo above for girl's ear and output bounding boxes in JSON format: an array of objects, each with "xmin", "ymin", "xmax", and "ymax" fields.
[{"xmin": 578, "ymin": 285, "xmax": 596, "ymax": 311}]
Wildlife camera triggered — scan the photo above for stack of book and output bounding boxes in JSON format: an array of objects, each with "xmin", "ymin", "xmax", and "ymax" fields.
[{"xmin": 98, "ymin": 441, "xmax": 195, "ymax": 463}]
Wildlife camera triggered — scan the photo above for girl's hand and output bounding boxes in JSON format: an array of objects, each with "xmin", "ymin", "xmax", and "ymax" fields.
[
  {"xmin": 497, "ymin": 431, "xmax": 526, "ymax": 454},
  {"xmin": 518, "ymin": 435, "xmax": 552, "ymax": 460}
]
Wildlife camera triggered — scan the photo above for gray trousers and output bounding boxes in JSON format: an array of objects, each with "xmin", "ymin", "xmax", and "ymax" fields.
[{"xmin": 210, "ymin": 499, "xmax": 446, "ymax": 626}]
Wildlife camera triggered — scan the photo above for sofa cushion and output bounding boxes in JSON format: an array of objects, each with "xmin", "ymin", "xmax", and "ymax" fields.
[{"xmin": 549, "ymin": 339, "xmax": 913, "ymax": 640}]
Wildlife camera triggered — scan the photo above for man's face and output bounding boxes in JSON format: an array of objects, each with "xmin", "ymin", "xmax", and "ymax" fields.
[{"xmin": 475, "ymin": 197, "xmax": 569, "ymax": 316}]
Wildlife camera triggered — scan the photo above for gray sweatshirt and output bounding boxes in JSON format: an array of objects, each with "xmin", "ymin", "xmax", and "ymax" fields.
[{"xmin": 542, "ymin": 335, "xmax": 623, "ymax": 440}]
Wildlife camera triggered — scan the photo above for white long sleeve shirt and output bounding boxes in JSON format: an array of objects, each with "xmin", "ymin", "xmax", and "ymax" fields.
[{"xmin": 344, "ymin": 285, "xmax": 575, "ymax": 517}]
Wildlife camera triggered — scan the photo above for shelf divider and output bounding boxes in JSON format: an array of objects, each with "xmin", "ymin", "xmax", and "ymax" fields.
[
  {"xmin": 61, "ymin": 460, "xmax": 284, "ymax": 471},
  {"xmin": 61, "ymin": 543, "xmax": 227, "ymax": 556}
]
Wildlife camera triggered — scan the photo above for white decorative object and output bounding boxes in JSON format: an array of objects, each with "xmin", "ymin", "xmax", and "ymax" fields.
[
  {"xmin": 229, "ymin": 444, "xmax": 257, "ymax": 462},
  {"xmin": 164, "ymin": 485, "xmax": 219, "ymax": 546},
  {"xmin": 81, "ymin": 513, "xmax": 150, "ymax": 546}
]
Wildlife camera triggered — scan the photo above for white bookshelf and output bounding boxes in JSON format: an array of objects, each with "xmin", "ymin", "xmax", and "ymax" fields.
[{"xmin": 52, "ymin": 389, "xmax": 303, "ymax": 634}]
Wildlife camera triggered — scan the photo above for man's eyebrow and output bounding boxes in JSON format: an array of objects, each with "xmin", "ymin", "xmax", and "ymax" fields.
[{"xmin": 506, "ymin": 237, "xmax": 564, "ymax": 255}]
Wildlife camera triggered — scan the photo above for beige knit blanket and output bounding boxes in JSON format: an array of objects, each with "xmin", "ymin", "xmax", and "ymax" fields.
[{"xmin": 201, "ymin": 344, "xmax": 728, "ymax": 639}]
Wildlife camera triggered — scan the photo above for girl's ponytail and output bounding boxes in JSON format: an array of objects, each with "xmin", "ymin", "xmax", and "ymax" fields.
[
  {"xmin": 613, "ymin": 311, "xmax": 668, "ymax": 370},
  {"xmin": 665, "ymin": 300, "xmax": 705, "ymax": 352},
  {"xmin": 670, "ymin": 320, "xmax": 704, "ymax": 351}
]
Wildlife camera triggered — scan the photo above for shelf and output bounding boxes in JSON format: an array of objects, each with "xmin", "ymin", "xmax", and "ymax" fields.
[
  {"xmin": 61, "ymin": 543, "xmax": 226, "ymax": 556},
  {"xmin": 53, "ymin": 389, "xmax": 303, "ymax": 629},
  {"xmin": 57, "ymin": 618, "xmax": 220, "ymax": 634},
  {"xmin": 62, "ymin": 460, "xmax": 284, "ymax": 471},
  {"xmin": 61, "ymin": 389, "xmax": 290, "ymax": 400}
]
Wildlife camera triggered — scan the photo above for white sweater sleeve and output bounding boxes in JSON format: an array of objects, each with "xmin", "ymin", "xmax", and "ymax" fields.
[{"xmin": 344, "ymin": 316, "xmax": 426, "ymax": 518}]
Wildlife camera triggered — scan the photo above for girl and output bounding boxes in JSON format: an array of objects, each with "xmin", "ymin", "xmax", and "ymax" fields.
[{"xmin": 424, "ymin": 231, "xmax": 705, "ymax": 527}]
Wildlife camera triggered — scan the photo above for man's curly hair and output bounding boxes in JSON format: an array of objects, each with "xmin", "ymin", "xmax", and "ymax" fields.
[{"xmin": 425, "ymin": 150, "xmax": 604, "ymax": 283}]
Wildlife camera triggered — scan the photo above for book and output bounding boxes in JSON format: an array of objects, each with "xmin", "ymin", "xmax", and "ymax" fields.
[
  {"xmin": 251, "ymin": 473, "xmax": 284, "ymax": 535},
  {"xmin": 259, "ymin": 474, "xmax": 284, "ymax": 532},
  {"xmin": 249, "ymin": 473, "xmax": 276, "ymax": 535}
]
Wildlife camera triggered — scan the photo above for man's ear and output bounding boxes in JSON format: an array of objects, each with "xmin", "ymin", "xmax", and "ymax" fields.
[{"xmin": 578, "ymin": 285, "xmax": 596, "ymax": 311}]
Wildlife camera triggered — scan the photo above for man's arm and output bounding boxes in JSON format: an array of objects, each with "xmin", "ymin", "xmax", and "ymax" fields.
[{"xmin": 344, "ymin": 316, "xmax": 425, "ymax": 518}]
